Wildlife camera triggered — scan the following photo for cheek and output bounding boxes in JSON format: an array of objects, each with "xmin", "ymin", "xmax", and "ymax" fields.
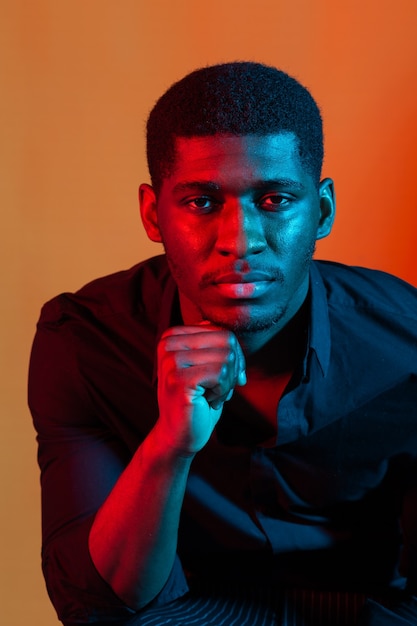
[
  {"xmin": 265, "ymin": 220, "xmax": 300, "ymax": 254},
  {"xmin": 285, "ymin": 216, "xmax": 319, "ymax": 246},
  {"xmin": 266, "ymin": 220, "xmax": 317, "ymax": 266},
  {"xmin": 172, "ymin": 231, "xmax": 214, "ymax": 266},
  {"xmin": 164, "ymin": 236, "xmax": 202, "ymax": 286},
  {"xmin": 160, "ymin": 215, "xmax": 209, "ymax": 253}
]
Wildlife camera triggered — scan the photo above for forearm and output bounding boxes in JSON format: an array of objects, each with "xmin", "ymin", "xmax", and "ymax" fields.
[
  {"xmin": 89, "ymin": 324, "xmax": 245, "ymax": 610},
  {"xmin": 89, "ymin": 422, "xmax": 193, "ymax": 610}
]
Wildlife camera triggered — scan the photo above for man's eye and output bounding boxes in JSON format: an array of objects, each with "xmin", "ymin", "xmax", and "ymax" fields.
[
  {"xmin": 259, "ymin": 194, "xmax": 290, "ymax": 210},
  {"xmin": 186, "ymin": 197, "xmax": 218, "ymax": 212}
]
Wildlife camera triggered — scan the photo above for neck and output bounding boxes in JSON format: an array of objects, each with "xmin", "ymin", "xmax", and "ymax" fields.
[
  {"xmin": 242, "ymin": 298, "xmax": 309, "ymax": 374},
  {"xmin": 236, "ymin": 324, "xmax": 286, "ymax": 356}
]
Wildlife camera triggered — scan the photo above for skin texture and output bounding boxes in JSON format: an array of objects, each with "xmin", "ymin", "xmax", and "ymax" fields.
[{"xmin": 89, "ymin": 133, "xmax": 335, "ymax": 609}]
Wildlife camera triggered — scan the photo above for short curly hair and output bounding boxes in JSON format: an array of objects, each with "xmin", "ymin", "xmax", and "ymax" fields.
[{"xmin": 146, "ymin": 62, "xmax": 324, "ymax": 191}]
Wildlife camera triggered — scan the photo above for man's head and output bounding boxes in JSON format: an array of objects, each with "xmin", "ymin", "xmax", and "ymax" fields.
[
  {"xmin": 140, "ymin": 63, "xmax": 335, "ymax": 346},
  {"xmin": 146, "ymin": 62, "xmax": 324, "ymax": 192}
]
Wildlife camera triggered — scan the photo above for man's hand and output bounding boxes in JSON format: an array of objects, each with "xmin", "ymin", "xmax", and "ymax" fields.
[{"xmin": 156, "ymin": 324, "xmax": 246, "ymax": 456}]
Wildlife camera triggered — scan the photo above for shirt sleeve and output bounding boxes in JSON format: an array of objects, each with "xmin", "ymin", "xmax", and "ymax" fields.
[{"xmin": 28, "ymin": 299, "xmax": 188, "ymax": 624}]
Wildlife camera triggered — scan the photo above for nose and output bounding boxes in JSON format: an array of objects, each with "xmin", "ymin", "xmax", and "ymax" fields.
[{"xmin": 215, "ymin": 200, "xmax": 267, "ymax": 258}]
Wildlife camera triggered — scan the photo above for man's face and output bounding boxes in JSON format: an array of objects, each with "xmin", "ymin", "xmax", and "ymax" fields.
[{"xmin": 141, "ymin": 133, "xmax": 334, "ymax": 339}]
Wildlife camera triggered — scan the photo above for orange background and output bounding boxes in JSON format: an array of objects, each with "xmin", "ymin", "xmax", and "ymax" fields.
[{"xmin": 1, "ymin": 1, "xmax": 417, "ymax": 624}]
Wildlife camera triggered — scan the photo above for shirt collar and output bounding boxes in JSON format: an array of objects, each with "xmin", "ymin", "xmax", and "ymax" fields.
[{"xmin": 307, "ymin": 261, "xmax": 331, "ymax": 378}]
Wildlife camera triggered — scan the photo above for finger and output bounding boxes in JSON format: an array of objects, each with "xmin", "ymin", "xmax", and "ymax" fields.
[
  {"xmin": 162, "ymin": 327, "xmax": 236, "ymax": 351},
  {"xmin": 184, "ymin": 363, "xmax": 237, "ymax": 403},
  {"xmin": 164, "ymin": 347, "xmax": 244, "ymax": 396},
  {"xmin": 159, "ymin": 323, "xmax": 246, "ymax": 385},
  {"xmin": 234, "ymin": 342, "xmax": 246, "ymax": 386},
  {"xmin": 162, "ymin": 330, "xmax": 245, "ymax": 377},
  {"xmin": 170, "ymin": 347, "xmax": 236, "ymax": 369},
  {"xmin": 163, "ymin": 324, "xmax": 222, "ymax": 337}
]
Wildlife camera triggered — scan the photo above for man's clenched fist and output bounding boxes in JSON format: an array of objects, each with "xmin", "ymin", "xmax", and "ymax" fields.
[{"xmin": 156, "ymin": 323, "xmax": 246, "ymax": 456}]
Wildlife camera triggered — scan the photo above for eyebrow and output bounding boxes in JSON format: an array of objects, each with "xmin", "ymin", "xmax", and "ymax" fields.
[
  {"xmin": 172, "ymin": 178, "xmax": 306, "ymax": 194},
  {"xmin": 172, "ymin": 181, "xmax": 221, "ymax": 193}
]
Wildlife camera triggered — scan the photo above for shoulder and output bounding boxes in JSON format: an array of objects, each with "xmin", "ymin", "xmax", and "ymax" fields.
[
  {"xmin": 29, "ymin": 255, "xmax": 171, "ymax": 433},
  {"xmin": 37, "ymin": 254, "xmax": 171, "ymax": 327},
  {"xmin": 312, "ymin": 260, "xmax": 417, "ymax": 321}
]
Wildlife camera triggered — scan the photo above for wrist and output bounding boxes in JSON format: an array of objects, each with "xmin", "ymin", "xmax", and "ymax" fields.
[{"xmin": 148, "ymin": 420, "xmax": 197, "ymax": 464}]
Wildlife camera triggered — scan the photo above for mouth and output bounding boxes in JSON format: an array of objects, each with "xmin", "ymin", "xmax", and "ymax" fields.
[{"xmin": 210, "ymin": 271, "xmax": 276, "ymax": 299}]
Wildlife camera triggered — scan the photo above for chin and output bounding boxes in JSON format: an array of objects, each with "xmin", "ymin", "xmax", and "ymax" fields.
[{"xmin": 202, "ymin": 307, "xmax": 287, "ymax": 335}]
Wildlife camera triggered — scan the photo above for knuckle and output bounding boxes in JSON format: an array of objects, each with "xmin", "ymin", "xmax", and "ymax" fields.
[
  {"xmin": 157, "ymin": 333, "xmax": 171, "ymax": 355},
  {"xmin": 165, "ymin": 367, "xmax": 183, "ymax": 392}
]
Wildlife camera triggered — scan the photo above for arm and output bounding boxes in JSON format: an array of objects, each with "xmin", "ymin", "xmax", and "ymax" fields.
[{"xmin": 89, "ymin": 324, "xmax": 246, "ymax": 609}]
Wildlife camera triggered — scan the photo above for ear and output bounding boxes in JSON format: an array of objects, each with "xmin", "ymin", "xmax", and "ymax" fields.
[
  {"xmin": 139, "ymin": 183, "xmax": 163, "ymax": 243},
  {"xmin": 316, "ymin": 177, "xmax": 336, "ymax": 240}
]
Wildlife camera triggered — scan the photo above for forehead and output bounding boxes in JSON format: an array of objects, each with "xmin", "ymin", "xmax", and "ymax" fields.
[{"xmin": 169, "ymin": 133, "xmax": 305, "ymax": 183}]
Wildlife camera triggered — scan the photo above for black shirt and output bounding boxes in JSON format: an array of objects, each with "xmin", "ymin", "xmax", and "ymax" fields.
[{"xmin": 28, "ymin": 256, "xmax": 417, "ymax": 624}]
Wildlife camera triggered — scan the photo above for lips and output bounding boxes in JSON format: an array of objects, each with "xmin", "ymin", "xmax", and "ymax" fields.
[
  {"xmin": 212, "ymin": 271, "xmax": 275, "ymax": 284},
  {"xmin": 209, "ymin": 270, "xmax": 276, "ymax": 299}
]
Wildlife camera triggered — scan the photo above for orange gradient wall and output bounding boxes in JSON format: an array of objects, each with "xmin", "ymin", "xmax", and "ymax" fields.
[{"xmin": 1, "ymin": 1, "xmax": 416, "ymax": 624}]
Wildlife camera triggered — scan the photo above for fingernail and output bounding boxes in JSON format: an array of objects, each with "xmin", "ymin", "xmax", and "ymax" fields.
[{"xmin": 237, "ymin": 370, "xmax": 247, "ymax": 386}]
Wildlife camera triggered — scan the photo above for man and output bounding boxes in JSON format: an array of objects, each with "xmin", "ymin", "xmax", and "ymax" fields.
[{"xmin": 29, "ymin": 62, "xmax": 417, "ymax": 626}]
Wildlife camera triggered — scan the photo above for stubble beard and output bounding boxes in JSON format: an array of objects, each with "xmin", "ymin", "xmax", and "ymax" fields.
[
  {"xmin": 199, "ymin": 301, "xmax": 289, "ymax": 335},
  {"xmin": 165, "ymin": 242, "xmax": 316, "ymax": 336}
]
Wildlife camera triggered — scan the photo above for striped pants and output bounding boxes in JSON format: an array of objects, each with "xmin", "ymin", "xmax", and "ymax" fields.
[{"xmin": 128, "ymin": 586, "xmax": 377, "ymax": 626}]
